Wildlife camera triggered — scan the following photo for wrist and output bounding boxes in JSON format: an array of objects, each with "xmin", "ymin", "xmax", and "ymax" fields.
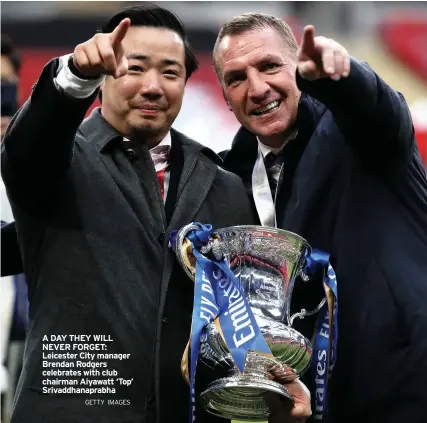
[
  {"xmin": 68, "ymin": 55, "xmax": 102, "ymax": 80},
  {"xmin": 54, "ymin": 54, "xmax": 104, "ymax": 100}
]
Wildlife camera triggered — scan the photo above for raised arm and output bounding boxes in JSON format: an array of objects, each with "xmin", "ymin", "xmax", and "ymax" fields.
[
  {"xmin": 1, "ymin": 18, "xmax": 131, "ymax": 212},
  {"xmin": 0, "ymin": 58, "xmax": 97, "ymax": 212},
  {"xmin": 295, "ymin": 26, "xmax": 414, "ymax": 162}
]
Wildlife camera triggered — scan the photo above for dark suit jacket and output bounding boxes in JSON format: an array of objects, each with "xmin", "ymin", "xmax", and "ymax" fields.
[
  {"xmin": 1, "ymin": 220, "xmax": 23, "ymax": 276},
  {"xmin": 221, "ymin": 59, "xmax": 427, "ymax": 423},
  {"xmin": 1, "ymin": 58, "xmax": 256, "ymax": 423}
]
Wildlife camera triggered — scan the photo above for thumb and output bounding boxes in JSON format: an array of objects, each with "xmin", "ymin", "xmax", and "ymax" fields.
[{"xmin": 298, "ymin": 60, "xmax": 317, "ymax": 78}]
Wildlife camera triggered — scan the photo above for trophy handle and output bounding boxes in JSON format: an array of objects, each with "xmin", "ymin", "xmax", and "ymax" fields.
[
  {"xmin": 174, "ymin": 224, "xmax": 200, "ymax": 385},
  {"xmin": 180, "ymin": 340, "xmax": 191, "ymax": 385},
  {"xmin": 289, "ymin": 296, "xmax": 327, "ymax": 326},
  {"xmin": 174, "ymin": 223, "xmax": 201, "ymax": 280}
]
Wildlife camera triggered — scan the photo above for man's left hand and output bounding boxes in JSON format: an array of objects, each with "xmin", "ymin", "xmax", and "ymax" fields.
[
  {"xmin": 265, "ymin": 378, "xmax": 312, "ymax": 422},
  {"xmin": 298, "ymin": 25, "xmax": 351, "ymax": 82}
]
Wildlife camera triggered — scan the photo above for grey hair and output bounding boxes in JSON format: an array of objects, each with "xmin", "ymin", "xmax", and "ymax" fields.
[{"xmin": 213, "ymin": 12, "xmax": 298, "ymax": 84}]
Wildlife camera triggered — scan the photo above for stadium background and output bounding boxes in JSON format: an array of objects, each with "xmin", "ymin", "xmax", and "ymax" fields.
[
  {"xmin": 1, "ymin": 2, "xmax": 427, "ymax": 422},
  {"xmin": 2, "ymin": 1, "xmax": 427, "ymax": 161}
]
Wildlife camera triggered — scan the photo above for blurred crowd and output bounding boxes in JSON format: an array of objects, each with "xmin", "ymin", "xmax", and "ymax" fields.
[
  {"xmin": 1, "ymin": 35, "xmax": 29, "ymax": 423},
  {"xmin": 1, "ymin": 2, "xmax": 426, "ymax": 422}
]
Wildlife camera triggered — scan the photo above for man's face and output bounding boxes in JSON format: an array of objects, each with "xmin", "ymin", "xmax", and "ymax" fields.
[
  {"xmin": 101, "ymin": 26, "xmax": 186, "ymax": 143},
  {"xmin": 216, "ymin": 27, "xmax": 300, "ymax": 144},
  {"xmin": 1, "ymin": 54, "xmax": 19, "ymax": 84},
  {"xmin": 1, "ymin": 54, "xmax": 19, "ymax": 139}
]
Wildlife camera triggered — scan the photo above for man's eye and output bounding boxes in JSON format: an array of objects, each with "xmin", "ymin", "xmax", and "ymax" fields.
[
  {"xmin": 128, "ymin": 65, "xmax": 143, "ymax": 72},
  {"xmin": 227, "ymin": 75, "xmax": 244, "ymax": 86},
  {"xmin": 262, "ymin": 63, "xmax": 279, "ymax": 72},
  {"xmin": 164, "ymin": 70, "xmax": 179, "ymax": 77}
]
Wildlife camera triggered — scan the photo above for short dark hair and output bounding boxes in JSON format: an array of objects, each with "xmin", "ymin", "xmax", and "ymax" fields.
[
  {"xmin": 213, "ymin": 13, "xmax": 298, "ymax": 84},
  {"xmin": 1, "ymin": 34, "xmax": 21, "ymax": 75},
  {"xmin": 101, "ymin": 3, "xmax": 199, "ymax": 81}
]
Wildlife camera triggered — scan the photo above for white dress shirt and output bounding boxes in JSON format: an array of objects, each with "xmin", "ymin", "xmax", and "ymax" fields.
[{"xmin": 252, "ymin": 128, "xmax": 298, "ymax": 227}]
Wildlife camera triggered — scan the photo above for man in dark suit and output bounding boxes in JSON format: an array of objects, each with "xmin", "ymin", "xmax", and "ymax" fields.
[
  {"xmin": 1, "ymin": 5, "xmax": 312, "ymax": 423},
  {"xmin": 214, "ymin": 12, "xmax": 427, "ymax": 423}
]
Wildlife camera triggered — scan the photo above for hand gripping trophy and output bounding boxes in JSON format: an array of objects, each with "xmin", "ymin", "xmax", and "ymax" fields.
[{"xmin": 171, "ymin": 223, "xmax": 337, "ymax": 421}]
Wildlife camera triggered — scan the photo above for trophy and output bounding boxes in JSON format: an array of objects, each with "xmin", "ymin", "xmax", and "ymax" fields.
[{"xmin": 174, "ymin": 224, "xmax": 326, "ymax": 421}]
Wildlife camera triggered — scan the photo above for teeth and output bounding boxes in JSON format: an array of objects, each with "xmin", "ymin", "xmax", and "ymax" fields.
[{"xmin": 253, "ymin": 101, "xmax": 280, "ymax": 115}]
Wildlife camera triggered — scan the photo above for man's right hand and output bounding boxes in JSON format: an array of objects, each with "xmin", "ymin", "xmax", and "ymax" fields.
[
  {"xmin": 72, "ymin": 18, "xmax": 131, "ymax": 79},
  {"xmin": 265, "ymin": 379, "xmax": 312, "ymax": 423}
]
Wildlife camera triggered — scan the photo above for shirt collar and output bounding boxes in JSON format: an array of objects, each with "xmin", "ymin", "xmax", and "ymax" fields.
[
  {"xmin": 123, "ymin": 131, "xmax": 171, "ymax": 153},
  {"xmin": 149, "ymin": 131, "xmax": 172, "ymax": 152},
  {"xmin": 257, "ymin": 127, "xmax": 298, "ymax": 158}
]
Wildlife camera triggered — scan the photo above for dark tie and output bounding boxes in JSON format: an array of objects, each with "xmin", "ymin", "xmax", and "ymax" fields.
[{"xmin": 264, "ymin": 152, "xmax": 284, "ymax": 200}]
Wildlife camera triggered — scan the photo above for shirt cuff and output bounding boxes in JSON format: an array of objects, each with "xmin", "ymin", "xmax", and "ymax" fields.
[{"xmin": 54, "ymin": 54, "xmax": 105, "ymax": 99}]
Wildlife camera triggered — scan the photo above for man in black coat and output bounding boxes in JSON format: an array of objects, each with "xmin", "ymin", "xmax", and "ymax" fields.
[
  {"xmin": 2, "ymin": 5, "xmax": 312, "ymax": 423},
  {"xmin": 214, "ymin": 13, "xmax": 427, "ymax": 423}
]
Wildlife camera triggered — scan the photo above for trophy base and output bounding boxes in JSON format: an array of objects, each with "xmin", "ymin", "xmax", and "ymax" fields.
[{"xmin": 200, "ymin": 374, "xmax": 293, "ymax": 421}]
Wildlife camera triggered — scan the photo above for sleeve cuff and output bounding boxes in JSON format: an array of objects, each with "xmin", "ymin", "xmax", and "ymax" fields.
[{"xmin": 54, "ymin": 54, "xmax": 105, "ymax": 99}]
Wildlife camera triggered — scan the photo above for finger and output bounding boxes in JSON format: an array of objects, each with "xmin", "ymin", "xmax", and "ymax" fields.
[
  {"xmin": 73, "ymin": 44, "xmax": 90, "ymax": 70},
  {"xmin": 331, "ymin": 50, "xmax": 345, "ymax": 81},
  {"xmin": 268, "ymin": 363, "xmax": 293, "ymax": 384},
  {"xmin": 322, "ymin": 48, "xmax": 336, "ymax": 75},
  {"xmin": 84, "ymin": 44, "xmax": 103, "ymax": 69},
  {"xmin": 96, "ymin": 35, "xmax": 118, "ymax": 74},
  {"xmin": 110, "ymin": 18, "xmax": 131, "ymax": 48},
  {"xmin": 343, "ymin": 55, "xmax": 351, "ymax": 77},
  {"xmin": 300, "ymin": 25, "xmax": 316, "ymax": 56}
]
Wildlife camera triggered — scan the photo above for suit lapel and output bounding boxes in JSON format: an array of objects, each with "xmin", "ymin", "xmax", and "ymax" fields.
[
  {"xmin": 158, "ymin": 130, "xmax": 218, "ymax": 352},
  {"xmin": 222, "ymin": 127, "xmax": 260, "ymax": 223},
  {"xmin": 167, "ymin": 130, "xmax": 217, "ymax": 233}
]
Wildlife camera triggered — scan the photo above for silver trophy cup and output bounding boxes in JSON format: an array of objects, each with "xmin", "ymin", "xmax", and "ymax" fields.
[{"xmin": 175, "ymin": 225, "xmax": 325, "ymax": 421}]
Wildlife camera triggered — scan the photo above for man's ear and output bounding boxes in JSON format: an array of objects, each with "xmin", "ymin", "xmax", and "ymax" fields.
[
  {"xmin": 98, "ymin": 79, "xmax": 106, "ymax": 103},
  {"xmin": 222, "ymin": 90, "xmax": 232, "ymax": 111}
]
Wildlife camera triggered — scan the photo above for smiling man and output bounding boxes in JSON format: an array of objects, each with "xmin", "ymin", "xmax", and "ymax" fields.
[
  {"xmin": 216, "ymin": 12, "xmax": 427, "ymax": 423},
  {"xmin": 0, "ymin": 5, "xmax": 260, "ymax": 423}
]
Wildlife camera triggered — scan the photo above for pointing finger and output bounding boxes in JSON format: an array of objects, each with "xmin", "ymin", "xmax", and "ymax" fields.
[
  {"xmin": 96, "ymin": 35, "xmax": 118, "ymax": 73},
  {"xmin": 300, "ymin": 25, "xmax": 316, "ymax": 56},
  {"xmin": 110, "ymin": 18, "xmax": 131, "ymax": 48}
]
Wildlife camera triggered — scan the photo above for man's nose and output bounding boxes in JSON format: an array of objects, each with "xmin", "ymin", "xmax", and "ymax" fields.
[
  {"xmin": 140, "ymin": 71, "xmax": 163, "ymax": 100},
  {"xmin": 247, "ymin": 70, "xmax": 270, "ymax": 102}
]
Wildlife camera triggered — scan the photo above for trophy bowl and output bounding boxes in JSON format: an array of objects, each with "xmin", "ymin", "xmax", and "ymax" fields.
[{"xmin": 175, "ymin": 225, "xmax": 322, "ymax": 421}]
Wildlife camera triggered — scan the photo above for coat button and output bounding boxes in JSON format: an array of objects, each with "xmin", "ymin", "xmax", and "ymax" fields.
[
  {"xmin": 162, "ymin": 316, "xmax": 168, "ymax": 325},
  {"xmin": 126, "ymin": 148, "xmax": 136, "ymax": 161}
]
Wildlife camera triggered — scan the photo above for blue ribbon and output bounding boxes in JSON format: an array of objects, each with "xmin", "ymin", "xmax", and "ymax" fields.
[
  {"xmin": 171, "ymin": 223, "xmax": 271, "ymax": 423},
  {"xmin": 304, "ymin": 249, "xmax": 338, "ymax": 420}
]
